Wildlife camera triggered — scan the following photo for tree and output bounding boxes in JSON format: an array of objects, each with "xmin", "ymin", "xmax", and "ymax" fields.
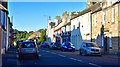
[
  {"xmin": 29, "ymin": 31, "xmax": 34, "ymax": 35},
  {"xmin": 40, "ymin": 30, "xmax": 45, "ymax": 42}
]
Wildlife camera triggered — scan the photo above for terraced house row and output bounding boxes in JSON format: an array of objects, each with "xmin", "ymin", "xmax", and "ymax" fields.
[
  {"xmin": 46, "ymin": 0, "xmax": 120, "ymax": 55},
  {"xmin": 0, "ymin": 0, "xmax": 13, "ymax": 66}
]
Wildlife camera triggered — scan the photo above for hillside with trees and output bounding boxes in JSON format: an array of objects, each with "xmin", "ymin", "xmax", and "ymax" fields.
[{"xmin": 13, "ymin": 29, "xmax": 47, "ymax": 42}]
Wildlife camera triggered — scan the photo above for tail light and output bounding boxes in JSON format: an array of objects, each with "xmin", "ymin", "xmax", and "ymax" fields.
[
  {"xmin": 35, "ymin": 44, "xmax": 38, "ymax": 53},
  {"xmin": 20, "ymin": 45, "xmax": 22, "ymax": 52}
]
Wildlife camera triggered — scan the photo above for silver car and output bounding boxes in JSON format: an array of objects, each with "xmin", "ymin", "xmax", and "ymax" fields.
[
  {"xmin": 18, "ymin": 41, "xmax": 39, "ymax": 59},
  {"xmin": 79, "ymin": 42, "xmax": 102, "ymax": 56}
]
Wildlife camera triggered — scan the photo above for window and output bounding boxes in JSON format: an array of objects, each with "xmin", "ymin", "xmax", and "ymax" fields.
[
  {"xmin": 95, "ymin": 35, "xmax": 97, "ymax": 44},
  {"xmin": 109, "ymin": 33, "xmax": 112, "ymax": 48},
  {"xmin": 101, "ymin": 34, "xmax": 104, "ymax": 47},
  {"xmin": 92, "ymin": 2, "xmax": 96, "ymax": 5},
  {"xmin": 1, "ymin": 11, "xmax": 4, "ymax": 26},
  {"xmin": 94, "ymin": 13, "xmax": 97, "ymax": 27},
  {"xmin": 112, "ymin": 7, "xmax": 114, "ymax": 22},
  {"xmin": 73, "ymin": 25, "xmax": 75, "ymax": 30},
  {"xmin": 103, "ymin": 10, "xmax": 105, "ymax": 25},
  {"xmin": 1, "ymin": 11, "xmax": 7, "ymax": 30}
]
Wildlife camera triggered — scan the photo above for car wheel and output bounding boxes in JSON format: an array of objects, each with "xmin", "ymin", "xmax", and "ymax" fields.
[
  {"xmin": 61, "ymin": 48, "xmax": 65, "ymax": 52},
  {"xmin": 98, "ymin": 54, "xmax": 102, "ymax": 56},
  {"xmin": 18, "ymin": 55, "xmax": 22, "ymax": 60},
  {"xmin": 84, "ymin": 50, "xmax": 87, "ymax": 56},
  {"xmin": 72, "ymin": 50, "xmax": 75, "ymax": 52},
  {"xmin": 35, "ymin": 54, "xmax": 39, "ymax": 59},
  {"xmin": 79, "ymin": 49, "xmax": 82, "ymax": 55}
]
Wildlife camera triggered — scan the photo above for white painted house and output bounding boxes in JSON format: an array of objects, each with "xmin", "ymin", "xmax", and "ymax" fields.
[
  {"xmin": 71, "ymin": 9, "xmax": 92, "ymax": 50},
  {"xmin": 46, "ymin": 16, "xmax": 55, "ymax": 44}
]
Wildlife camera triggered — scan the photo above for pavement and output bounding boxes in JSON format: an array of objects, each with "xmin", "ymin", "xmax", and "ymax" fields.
[{"xmin": 2, "ymin": 46, "xmax": 120, "ymax": 67}]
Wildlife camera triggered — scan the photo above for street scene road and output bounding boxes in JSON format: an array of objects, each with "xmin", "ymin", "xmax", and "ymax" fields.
[
  {"xmin": 2, "ymin": 45, "xmax": 119, "ymax": 67},
  {"xmin": 1, "ymin": 1, "xmax": 120, "ymax": 67}
]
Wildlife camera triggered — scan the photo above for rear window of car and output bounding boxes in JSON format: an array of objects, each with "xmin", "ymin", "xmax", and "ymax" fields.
[{"xmin": 21, "ymin": 42, "xmax": 35, "ymax": 48}]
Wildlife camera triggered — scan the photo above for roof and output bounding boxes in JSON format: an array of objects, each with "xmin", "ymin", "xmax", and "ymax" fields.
[
  {"xmin": 0, "ymin": 4, "xmax": 8, "ymax": 11},
  {"xmin": 71, "ymin": 2, "xmax": 101, "ymax": 20},
  {"xmin": 54, "ymin": 20, "xmax": 70, "ymax": 31}
]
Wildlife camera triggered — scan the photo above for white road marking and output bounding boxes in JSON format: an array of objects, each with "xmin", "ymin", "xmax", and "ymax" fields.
[
  {"xmin": 46, "ymin": 51, "xmax": 50, "ymax": 53},
  {"xmin": 89, "ymin": 63, "xmax": 101, "ymax": 67},
  {"xmin": 39, "ymin": 54, "xmax": 42, "ymax": 56},
  {"xmin": 51, "ymin": 52, "xmax": 56, "ymax": 54},
  {"xmin": 42, "ymin": 50, "xmax": 45, "ymax": 51},
  {"xmin": 70, "ymin": 58, "xmax": 77, "ymax": 61},
  {"xmin": 76, "ymin": 59, "xmax": 82, "ymax": 62},
  {"xmin": 58, "ymin": 54, "xmax": 66, "ymax": 57}
]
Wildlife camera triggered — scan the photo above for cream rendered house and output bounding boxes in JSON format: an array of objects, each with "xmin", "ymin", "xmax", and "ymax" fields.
[{"xmin": 71, "ymin": 10, "xmax": 92, "ymax": 50}]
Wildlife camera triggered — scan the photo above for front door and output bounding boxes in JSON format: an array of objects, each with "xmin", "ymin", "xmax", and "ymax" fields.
[{"xmin": 104, "ymin": 36, "xmax": 108, "ymax": 54}]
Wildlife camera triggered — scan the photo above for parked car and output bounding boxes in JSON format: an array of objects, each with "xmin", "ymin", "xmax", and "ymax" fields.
[
  {"xmin": 18, "ymin": 41, "xmax": 39, "ymax": 59},
  {"xmin": 61, "ymin": 42, "xmax": 75, "ymax": 52},
  {"xmin": 49, "ymin": 42, "xmax": 54, "ymax": 49},
  {"xmin": 40, "ymin": 42, "xmax": 44, "ymax": 47},
  {"xmin": 36, "ymin": 42, "xmax": 40, "ymax": 45},
  {"xmin": 79, "ymin": 42, "xmax": 102, "ymax": 56},
  {"xmin": 52, "ymin": 42, "xmax": 61, "ymax": 50},
  {"xmin": 17, "ymin": 40, "xmax": 23, "ymax": 52},
  {"xmin": 41, "ymin": 42, "xmax": 49, "ymax": 48}
]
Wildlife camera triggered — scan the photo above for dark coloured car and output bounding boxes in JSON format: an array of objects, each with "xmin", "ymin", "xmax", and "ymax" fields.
[
  {"xmin": 61, "ymin": 42, "xmax": 75, "ymax": 52},
  {"xmin": 18, "ymin": 41, "xmax": 39, "ymax": 59},
  {"xmin": 52, "ymin": 42, "xmax": 61, "ymax": 50},
  {"xmin": 41, "ymin": 42, "xmax": 49, "ymax": 48},
  {"xmin": 49, "ymin": 42, "xmax": 54, "ymax": 49},
  {"xmin": 36, "ymin": 42, "xmax": 40, "ymax": 45}
]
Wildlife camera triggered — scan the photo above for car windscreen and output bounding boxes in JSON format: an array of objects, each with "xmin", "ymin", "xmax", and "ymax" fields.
[
  {"xmin": 21, "ymin": 42, "xmax": 35, "ymax": 48},
  {"xmin": 65, "ymin": 42, "xmax": 72, "ymax": 46},
  {"xmin": 86, "ymin": 43, "xmax": 98, "ymax": 47}
]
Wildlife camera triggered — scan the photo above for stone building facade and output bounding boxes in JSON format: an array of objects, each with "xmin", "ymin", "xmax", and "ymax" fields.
[{"xmin": 91, "ymin": 0, "xmax": 120, "ymax": 55}]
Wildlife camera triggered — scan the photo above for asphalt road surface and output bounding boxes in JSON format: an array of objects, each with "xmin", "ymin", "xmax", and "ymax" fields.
[{"xmin": 2, "ymin": 46, "xmax": 120, "ymax": 67}]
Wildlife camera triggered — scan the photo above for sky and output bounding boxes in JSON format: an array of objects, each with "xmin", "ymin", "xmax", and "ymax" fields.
[{"xmin": 8, "ymin": 2, "xmax": 87, "ymax": 32}]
